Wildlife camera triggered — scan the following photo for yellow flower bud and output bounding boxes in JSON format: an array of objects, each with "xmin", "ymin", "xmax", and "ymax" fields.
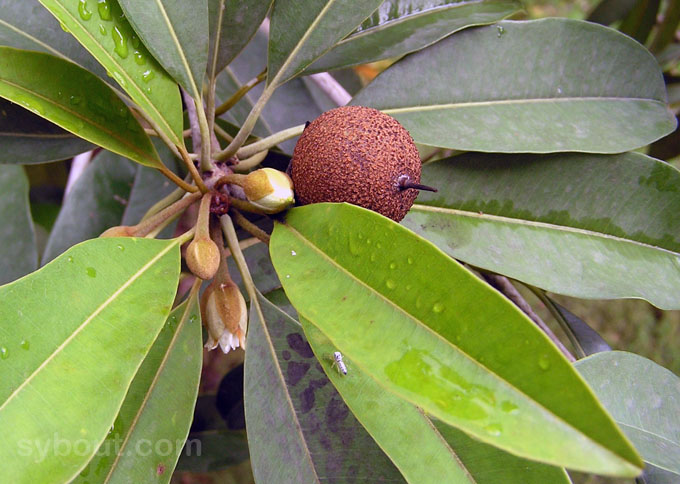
[
  {"xmin": 185, "ymin": 237, "xmax": 220, "ymax": 280},
  {"xmin": 201, "ymin": 279, "xmax": 247, "ymax": 353},
  {"xmin": 242, "ymin": 168, "xmax": 294, "ymax": 214}
]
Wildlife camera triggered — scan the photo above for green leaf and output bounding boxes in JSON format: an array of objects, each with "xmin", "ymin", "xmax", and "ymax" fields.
[
  {"xmin": 72, "ymin": 298, "xmax": 202, "ymax": 484},
  {"xmin": 267, "ymin": 0, "xmax": 383, "ymax": 87},
  {"xmin": 402, "ymin": 151, "xmax": 680, "ymax": 309},
  {"xmin": 302, "ymin": 318, "xmax": 572, "ymax": 483},
  {"xmin": 270, "ymin": 203, "xmax": 643, "ymax": 476},
  {"xmin": 245, "ymin": 292, "xmax": 405, "ymax": 483},
  {"xmin": 38, "ymin": 0, "xmax": 184, "ymax": 145},
  {"xmin": 216, "ymin": 31, "xmax": 337, "ymax": 153},
  {"xmin": 0, "ymin": 47, "xmax": 163, "ymax": 168},
  {"xmin": 0, "ymin": 236, "xmax": 181, "ymax": 484},
  {"xmin": 207, "ymin": 0, "xmax": 273, "ymax": 76},
  {"xmin": 0, "ymin": 165, "xmax": 37, "ymax": 284},
  {"xmin": 42, "ymin": 150, "xmax": 137, "ymax": 263},
  {"xmin": 575, "ymin": 352, "xmax": 680, "ymax": 478},
  {"xmin": 0, "ymin": 99, "xmax": 93, "ymax": 164},
  {"xmin": 118, "ymin": 0, "xmax": 208, "ymax": 98},
  {"xmin": 0, "ymin": 0, "xmax": 106, "ymax": 77},
  {"xmin": 351, "ymin": 18, "xmax": 676, "ymax": 153},
  {"xmin": 306, "ymin": 0, "xmax": 522, "ymax": 73}
]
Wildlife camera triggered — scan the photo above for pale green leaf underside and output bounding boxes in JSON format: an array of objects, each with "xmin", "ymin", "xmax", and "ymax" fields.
[
  {"xmin": 270, "ymin": 203, "xmax": 642, "ymax": 476},
  {"xmin": 351, "ymin": 18, "xmax": 676, "ymax": 153},
  {"xmin": 307, "ymin": 0, "xmax": 522, "ymax": 73},
  {"xmin": 403, "ymin": 151, "xmax": 680, "ymax": 309},
  {"xmin": 576, "ymin": 352, "xmax": 680, "ymax": 477},
  {"xmin": 0, "ymin": 237, "xmax": 180, "ymax": 484},
  {"xmin": 38, "ymin": 0, "xmax": 183, "ymax": 144},
  {"xmin": 268, "ymin": 0, "xmax": 383, "ymax": 86}
]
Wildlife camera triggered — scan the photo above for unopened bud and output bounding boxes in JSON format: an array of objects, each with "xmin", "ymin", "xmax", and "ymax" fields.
[
  {"xmin": 242, "ymin": 168, "xmax": 294, "ymax": 214},
  {"xmin": 201, "ymin": 279, "xmax": 247, "ymax": 353},
  {"xmin": 100, "ymin": 225, "xmax": 135, "ymax": 237},
  {"xmin": 186, "ymin": 237, "xmax": 220, "ymax": 280}
]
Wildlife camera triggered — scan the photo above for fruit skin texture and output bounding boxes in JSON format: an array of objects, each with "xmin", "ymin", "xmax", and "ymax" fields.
[{"xmin": 290, "ymin": 106, "xmax": 422, "ymax": 222}]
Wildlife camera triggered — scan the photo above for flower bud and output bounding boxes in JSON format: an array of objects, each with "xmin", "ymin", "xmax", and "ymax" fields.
[
  {"xmin": 100, "ymin": 225, "xmax": 135, "ymax": 237},
  {"xmin": 242, "ymin": 168, "xmax": 294, "ymax": 214},
  {"xmin": 185, "ymin": 237, "xmax": 220, "ymax": 280},
  {"xmin": 201, "ymin": 279, "xmax": 247, "ymax": 353}
]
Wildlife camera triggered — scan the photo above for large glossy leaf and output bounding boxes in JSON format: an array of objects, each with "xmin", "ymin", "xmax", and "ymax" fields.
[
  {"xmin": 270, "ymin": 203, "xmax": 642, "ymax": 476},
  {"xmin": 0, "ymin": 0, "xmax": 105, "ymax": 77},
  {"xmin": 208, "ymin": 0, "xmax": 273, "ymax": 76},
  {"xmin": 216, "ymin": 30, "xmax": 339, "ymax": 153},
  {"xmin": 402, "ymin": 151, "xmax": 680, "ymax": 309},
  {"xmin": 73, "ymin": 298, "xmax": 202, "ymax": 484},
  {"xmin": 245, "ymin": 292, "xmax": 404, "ymax": 483},
  {"xmin": 118, "ymin": 0, "xmax": 208, "ymax": 97},
  {"xmin": 42, "ymin": 150, "xmax": 137, "ymax": 263},
  {"xmin": 302, "ymin": 318, "xmax": 572, "ymax": 483},
  {"xmin": 0, "ymin": 165, "xmax": 37, "ymax": 284},
  {"xmin": 0, "ymin": 98, "xmax": 93, "ymax": 164},
  {"xmin": 0, "ymin": 237, "xmax": 181, "ymax": 484},
  {"xmin": 267, "ymin": 0, "xmax": 383, "ymax": 86},
  {"xmin": 0, "ymin": 47, "xmax": 162, "ymax": 168},
  {"xmin": 306, "ymin": 0, "xmax": 522, "ymax": 73},
  {"xmin": 575, "ymin": 352, "xmax": 680, "ymax": 478},
  {"xmin": 38, "ymin": 0, "xmax": 184, "ymax": 145},
  {"xmin": 351, "ymin": 18, "xmax": 676, "ymax": 153}
]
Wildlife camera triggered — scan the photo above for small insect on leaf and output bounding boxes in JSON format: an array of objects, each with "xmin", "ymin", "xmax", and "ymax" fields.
[{"xmin": 332, "ymin": 351, "xmax": 348, "ymax": 375}]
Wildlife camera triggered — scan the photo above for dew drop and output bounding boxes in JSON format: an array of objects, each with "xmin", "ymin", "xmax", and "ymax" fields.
[
  {"xmin": 98, "ymin": 24, "xmax": 106, "ymax": 35},
  {"xmin": 369, "ymin": 253, "xmax": 377, "ymax": 262},
  {"xmin": 130, "ymin": 34, "xmax": 140, "ymax": 49},
  {"xmin": 116, "ymin": 244, "xmax": 125, "ymax": 252},
  {"xmin": 432, "ymin": 302, "xmax": 445, "ymax": 313},
  {"xmin": 496, "ymin": 25, "xmax": 505, "ymax": 37},
  {"xmin": 376, "ymin": 242, "xmax": 382, "ymax": 249},
  {"xmin": 67, "ymin": 256, "xmax": 74, "ymax": 263},
  {"xmin": 0, "ymin": 347, "xmax": 8, "ymax": 360},
  {"xmin": 20, "ymin": 340, "xmax": 30, "ymax": 351},
  {"xmin": 386, "ymin": 279, "xmax": 396, "ymax": 289},
  {"xmin": 538, "ymin": 354, "xmax": 550, "ymax": 370},
  {"xmin": 285, "ymin": 274, "xmax": 290, "ymax": 279},
  {"xmin": 189, "ymin": 315, "xmax": 197, "ymax": 324},
  {"xmin": 485, "ymin": 423, "xmax": 502, "ymax": 436},
  {"xmin": 97, "ymin": 0, "xmax": 112, "ymax": 20},
  {"xmin": 290, "ymin": 250, "xmax": 297, "ymax": 256},
  {"xmin": 86, "ymin": 267, "xmax": 97, "ymax": 278},
  {"xmin": 112, "ymin": 26, "xmax": 128, "ymax": 58},
  {"xmin": 365, "ymin": 238, "xmax": 372, "ymax": 245},
  {"xmin": 142, "ymin": 70, "xmax": 155, "ymax": 83},
  {"xmin": 145, "ymin": 87, "xmax": 152, "ymax": 94},
  {"xmin": 407, "ymin": 256, "xmax": 414, "ymax": 265},
  {"xmin": 133, "ymin": 51, "xmax": 145, "ymax": 65},
  {"xmin": 78, "ymin": 0, "xmax": 93, "ymax": 20},
  {"xmin": 112, "ymin": 71, "xmax": 127, "ymax": 88},
  {"xmin": 69, "ymin": 95, "xmax": 82, "ymax": 105},
  {"xmin": 60, "ymin": 22, "xmax": 69, "ymax": 33},
  {"xmin": 389, "ymin": 261, "xmax": 397, "ymax": 270},
  {"xmin": 500, "ymin": 401, "xmax": 519, "ymax": 414}
]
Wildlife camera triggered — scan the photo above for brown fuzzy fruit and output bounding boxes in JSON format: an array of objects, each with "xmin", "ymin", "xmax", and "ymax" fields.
[{"xmin": 290, "ymin": 106, "xmax": 424, "ymax": 222}]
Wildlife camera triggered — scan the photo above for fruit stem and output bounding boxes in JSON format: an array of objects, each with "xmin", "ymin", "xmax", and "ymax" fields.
[
  {"xmin": 179, "ymin": 144, "xmax": 208, "ymax": 193},
  {"xmin": 195, "ymin": 192, "xmax": 214, "ymax": 241},
  {"xmin": 233, "ymin": 150, "xmax": 269, "ymax": 173},
  {"xmin": 135, "ymin": 191, "xmax": 202, "ymax": 236},
  {"xmin": 236, "ymin": 124, "xmax": 305, "ymax": 159},
  {"xmin": 192, "ymin": 93, "xmax": 214, "ymax": 172},
  {"xmin": 398, "ymin": 176, "xmax": 438, "ymax": 193},
  {"xmin": 230, "ymin": 208, "xmax": 270, "ymax": 245},
  {"xmin": 215, "ymin": 69, "xmax": 267, "ymax": 117},
  {"xmin": 158, "ymin": 164, "xmax": 199, "ymax": 193},
  {"xmin": 215, "ymin": 83, "xmax": 277, "ymax": 161},
  {"xmin": 220, "ymin": 214, "xmax": 257, "ymax": 305}
]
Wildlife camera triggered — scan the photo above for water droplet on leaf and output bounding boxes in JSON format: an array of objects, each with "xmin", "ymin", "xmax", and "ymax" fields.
[
  {"xmin": 97, "ymin": 0, "xmax": 112, "ymax": 20},
  {"xmin": 432, "ymin": 302, "xmax": 445, "ymax": 313},
  {"xmin": 386, "ymin": 279, "xmax": 396, "ymax": 289},
  {"xmin": 112, "ymin": 26, "xmax": 128, "ymax": 58},
  {"xmin": 0, "ymin": 347, "xmax": 8, "ymax": 359},
  {"xmin": 538, "ymin": 354, "xmax": 550, "ymax": 370},
  {"xmin": 78, "ymin": 0, "xmax": 93, "ymax": 20},
  {"xmin": 142, "ymin": 70, "xmax": 155, "ymax": 83},
  {"xmin": 86, "ymin": 267, "xmax": 97, "ymax": 278},
  {"xmin": 20, "ymin": 340, "xmax": 30, "ymax": 350}
]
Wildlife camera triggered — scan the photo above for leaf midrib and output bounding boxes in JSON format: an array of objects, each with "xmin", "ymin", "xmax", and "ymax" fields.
[
  {"xmin": 282, "ymin": 223, "xmax": 633, "ymax": 467},
  {"xmin": 412, "ymin": 204, "xmax": 680, "ymax": 256},
  {"xmin": 383, "ymin": 97, "xmax": 665, "ymax": 113},
  {"xmin": 0, "ymin": 79, "xmax": 154, "ymax": 165},
  {"xmin": 48, "ymin": 1, "xmax": 178, "ymax": 143},
  {"xmin": 0, "ymin": 240, "xmax": 178, "ymax": 413}
]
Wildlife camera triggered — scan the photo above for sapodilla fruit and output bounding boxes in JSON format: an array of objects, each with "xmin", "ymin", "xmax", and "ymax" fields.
[{"xmin": 290, "ymin": 106, "xmax": 434, "ymax": 222}]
